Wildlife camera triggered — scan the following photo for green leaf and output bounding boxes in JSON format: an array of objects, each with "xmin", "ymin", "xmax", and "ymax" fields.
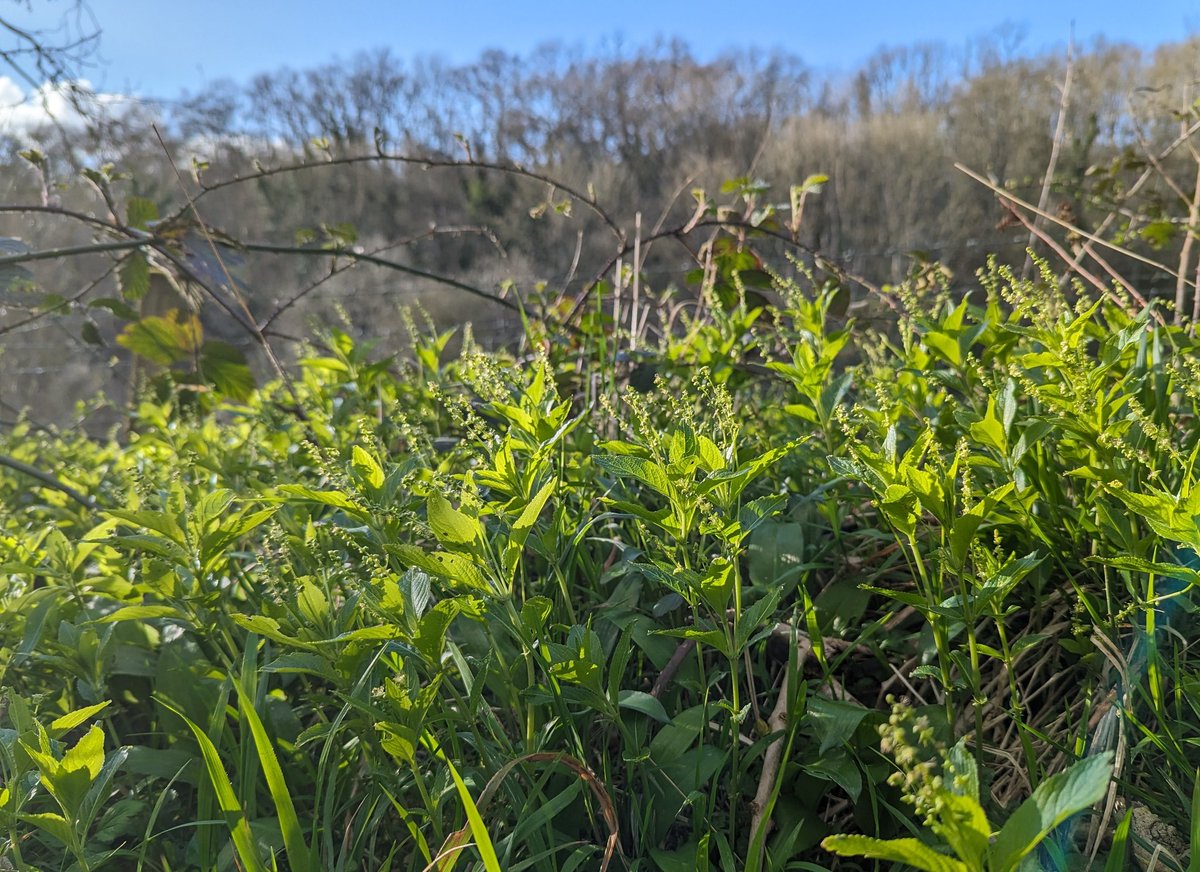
[
  {"xmin": 880, "ymin": 483, "xmax": 919, "ymax": 537},
  {"xmin": 520, "ymin": 596, "xmax": 553, "ymax": 638},
  {"xmin": 157, "ymin": 698, "xmax": 267, "ymax": 872},
  {"xmin": 747, "ymin": 521, "xmax": 808, "ymax": 589},
  {"xmin": 427, "ymin": 738, "xmax": 503, "ymax": 872},
  {"xmin": 275, "ymin": 485, "xmax": 362, "ymax": 513},
  {"xmin": 504, "ymin": 479, "xmax": 556, "ymax": 579},
  {"xmin": 351, "ymin": 445, "xmax": 385, "ymax": 489},
  {"xmin": 618, "ymin": 690, "xmax": 670, "ymax": 723},
  {"xmin": 735, "ymin": 587, "xmax": 782, "ymax": 651},
  {"xmin": 935, "ymin": 793, "xmax": 991, "ymax": 868},
  {"xmin": 118, "ymin": 250, "xmax": 151, "ymax": 300},
  {"xmin": 126, "ymin": 196, "xmax": 159, "ymax": 230},
  {"xmin": 969, "ymin": 397, "xmax": 1007, "ymax": 453},
  {"xmin": 1106, "ymin": 809, "xmax": 1133, "ymax": 872},
  {"xmin": 989, "ymin": 752, "xmax": 1113, "ymax": 872},
  {"xmin": 807, "ymin": 696, "xmax": 870, "ymax": 754},
  {"xmin": 48, "ymin": 701, "xmax": 111, "ymax": 735},
  {"xmin": 947, "ymin": 738, "xmax": 981, "ymax": 805},
  {"xmin": 33, "ymin": 724, "xmax": 107, "ymax": 816},
  {"xmin": 804, "ymin": 747, "xmax": 863, "ymax": 800},
  {"xmin": 199, "ymin": 340, "xmax": 255, "ymax": 401},
  {"xmin": 413, "ymin": 600, "xmax": 460, "ymax": 663},
  {"xmin": 107, "ymin": 508, "xmax": 188, "ymax": 545},
  {"xmin": 427, "ymin": 493, "xmax": 483, "ymax": 547},
  {"xmin": 391, "ymin": 545, "xmax": 490, "ymax": 593},
  {"xmin": 80, "ymin": 319, "xmax": 104, "ymax": 345},
  {"xmin": 20, "ymin": 811, "xmax": 74, "ymax": 846},
  {"xmin": 592, "ymin": 454, "xmax": 671, "ymax": 496},
  {"xmin": 229, "ymin": 614, "xmax": 316, "ymax": 651},
  {"xmin": 235, "ymin": 681, "xmax": 313, "ymax": 872},
  {"xmin": 1189, "ymin": 769, "xmax": 1200, "ymax": 872},
  {"xmin": 88, "ymin": 296, "xmax": 139, "ymax": 320},
  {"xmin": 60, "ymin": 724, "xmax": 105, "ymax": 781},
  {"xmin": 296, "ymin": 579, "xmax": 329, "ymax": 625},
  {"xmin": 822, "ymin": 834, "xmax": 967, "ymax": 872},
  {"xmin": 116, "ymin": 309, "xmax": 203, "ymax": 365},
  {"xmin": 654, "ymin": 625, "xmax": 730, "ymax": 656},
  {"xmin": 96, "ymin": 604, "xmax": 180, "ymax": 623}
]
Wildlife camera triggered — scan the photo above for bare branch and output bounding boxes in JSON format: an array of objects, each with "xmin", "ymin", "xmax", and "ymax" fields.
[{"xmin": 0, "ymin": 451, "xmax": 99, "ymax": 510}]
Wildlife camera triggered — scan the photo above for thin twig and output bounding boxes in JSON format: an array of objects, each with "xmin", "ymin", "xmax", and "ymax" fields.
[
  {"xmin": 0, "ymin": 238, "xmax": 144, "ymax": 269},
  {"xmin": 152, "ymin": 124, "xmax": 292, "ymax": 387},
  {"xmin": 0, "ymin": 256, "xmax": 123, "ymax": 337},
  {"xmin": 0, "ymin": 452, "xmax": 98, "ymax": 510},
  {"xmin": 1023, "ymin": 36, "xmax": 1073, "ymax": 279},
  {"xmin": 957, "ymin": 162, "xmax": 1192, "ymax": 292},
  {"xmin": 184, "ymin": 149, "xmax": 625, "ymax": 243}
]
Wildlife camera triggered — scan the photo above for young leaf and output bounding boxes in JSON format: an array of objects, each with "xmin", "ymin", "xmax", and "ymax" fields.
[
  {"xmin": 822, "ymin": 834, "xmax": 967, "ymax": 872},
  {"xmin": 504, "ymin": 479, "xmax": 556, "ymax": 580},
  {"xmin": 48, "ymin": 701, "xmax": 112, "ymax": 736},
  {"xmin": 352, "ymin": 445, "xmax": 385, "ymax": 489}
]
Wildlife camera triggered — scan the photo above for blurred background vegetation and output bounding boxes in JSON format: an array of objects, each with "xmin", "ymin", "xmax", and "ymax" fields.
[{"xmin": 1, "ymin": 6, "xmax": 1199, "ymax": 429}]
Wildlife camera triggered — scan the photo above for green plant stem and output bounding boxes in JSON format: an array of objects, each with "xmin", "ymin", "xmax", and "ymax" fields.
[{"xmin": 908, "ymin": 533, "xmax": 956, "ymax": 727}]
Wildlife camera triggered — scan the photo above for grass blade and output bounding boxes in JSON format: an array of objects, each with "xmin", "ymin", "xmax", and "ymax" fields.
[
  {"xmin": 235, "ymin": 678, "xmax": 313, "ymax": 872},
  {"xmin": 426, "ymin": 735, "xmax": 502, "ymax": 872},
  {"xmin": 157, "ymin": 697, "xmax": 266, "ymax": 872}
]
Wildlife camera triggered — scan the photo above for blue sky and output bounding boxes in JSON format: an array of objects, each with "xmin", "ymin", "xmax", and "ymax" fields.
[{"xmin": 21, "ymin": 0, "xmax": 1200, "ymax": 97}]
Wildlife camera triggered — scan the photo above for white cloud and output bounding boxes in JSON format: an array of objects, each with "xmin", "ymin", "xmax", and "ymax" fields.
[{"xmin": 0, "ymin": 77, "xmax": 133, "ymax": 136}]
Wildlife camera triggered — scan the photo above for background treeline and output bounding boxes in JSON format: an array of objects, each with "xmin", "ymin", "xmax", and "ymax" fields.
[{"xmin": 3, "ymin": 30, "xmax": 1200, "ymax": 426}]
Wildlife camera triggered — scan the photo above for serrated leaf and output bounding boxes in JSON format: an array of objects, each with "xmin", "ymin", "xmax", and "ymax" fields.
[
  {"xmin": 88, "ymin": 296, "xmax": 139, "ymax": 320},
  {"xmin": 520, "ymin": 596, "xmax": 553, "ymax": 637},
  {"xmin": 61, "ymin": 724, "xmax": 105, "ymax": 780},
  {"xmin": 126, "ymin": 196, "xmax": 159, "ymax": 230},
  {"xmin": 822, "ymin": 834, "xmax": 966, "ymax": 872},
  {"xmin": 593, "ymin": 454, "xmax": 671, "ymax": 496},
  {"xmin": 200, "ymin": 340, "xmax": 254, "ymax": 401},
  {"xmin": 116, "ymin": 309, "xmax": 202, "ymax": 365},
  {"xmin": 119, "ymin": 250, "xmax": 151, "ymax": 301},
  {"xmin": 390, "ymin": 544, "xmax": 490, "ymax": 593},
  {"xmin": 229, "ymin": 614, "xmax": 316, "ymax": 651},
  {"xmin": 275, "ymin": 485, "xmax": 361, "ymax": 512},
  {"xmin": 296, "ymin": 579, "xmax": 329, "ymax": 625},
  {"xmin": 20, "ymin": 811, "xmax": 74, "ymax": 845},
  {"xmin": 504, "ymin": 479, "xmax": 555, "ymax": 579}
]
